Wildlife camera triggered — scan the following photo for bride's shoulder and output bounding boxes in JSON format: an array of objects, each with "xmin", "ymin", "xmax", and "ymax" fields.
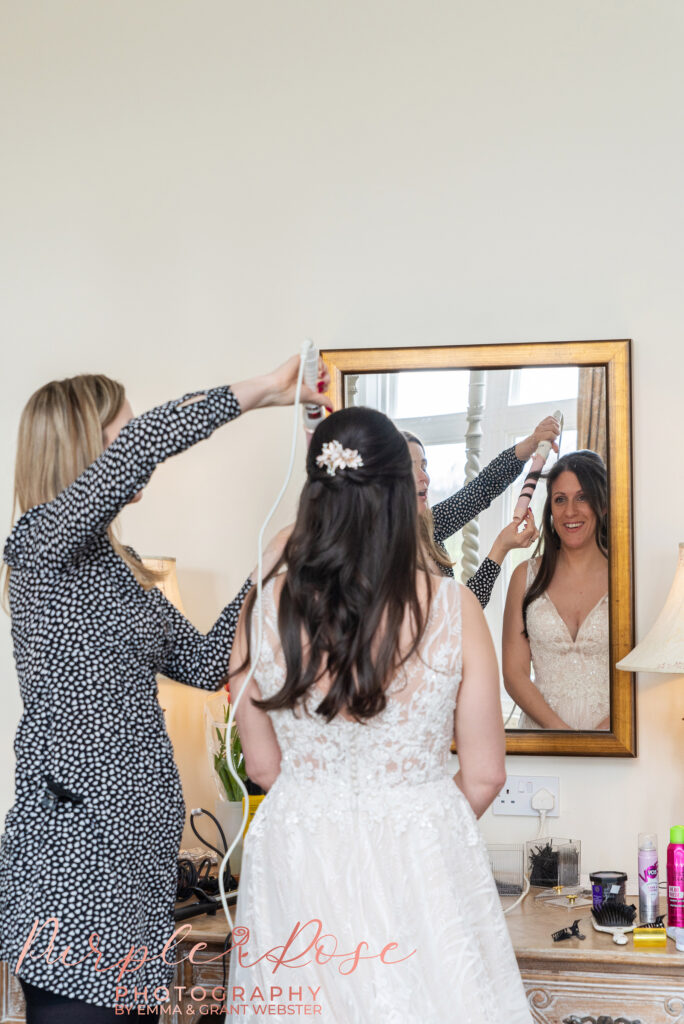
[
  {"xmin": 510, "ymin": 555, "xmax": 540, "ymax": 587},
  {"xmin": 434, "ymin": 577, "xmax": 475, "ymax": 619}
]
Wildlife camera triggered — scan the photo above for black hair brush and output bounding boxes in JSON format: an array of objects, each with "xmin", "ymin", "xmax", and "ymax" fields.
[{"xmin": 591, "ymin": 902, "xmax": 637, "ymax": 944}]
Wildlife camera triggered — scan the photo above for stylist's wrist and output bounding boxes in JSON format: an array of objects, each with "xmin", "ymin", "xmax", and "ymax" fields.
[
  {"xmin": 487, "ymin": 542, "xmax": 506, "ymax": 566},
  {"xmin": 231, "ymin": 374, "xmax": 274, "ymax": 413},
  {"xmin": 514, "ymin": 435, "xmax": 534, "ymax": 461}
]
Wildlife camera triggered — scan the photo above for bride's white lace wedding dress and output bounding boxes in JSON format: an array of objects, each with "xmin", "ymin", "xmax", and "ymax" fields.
[
  {"xmin": 519, "ymin": 558, "xmax": 610, "ymax": 730},
  {"xmin": 230, "ymin": 577, "xmax": 531, "ymax": 1023}
]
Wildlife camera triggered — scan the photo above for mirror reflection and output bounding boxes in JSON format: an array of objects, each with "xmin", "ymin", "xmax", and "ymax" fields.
[{"xmin": 345, "ymin": 365, "xmax": 609, "ymax": 731}]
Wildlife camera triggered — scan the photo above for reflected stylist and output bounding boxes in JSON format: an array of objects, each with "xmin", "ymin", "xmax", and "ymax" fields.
[
  {"xmin": 405, "ymin": 416, "xmax": 559, "ymax": 606},
  {"xmin": 0, "ymin": 356, "xmax": 330, "ymax": 1023}
]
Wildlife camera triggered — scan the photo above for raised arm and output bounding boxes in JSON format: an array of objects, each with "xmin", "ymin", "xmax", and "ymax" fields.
[
  {"xmin": 464, "ymin": 558, "xmax": 501, "ymax": 609},
  {"xmin": 431, "ymin": 416, "xmax": 559, "ymax": 544},
  {"xmin": 464, "ymin": 509, "xmax": 539, "ymax": 608},
  {"xmin": 4, "ymin": 388, "xmax": 243, "ymax": 571},
  {"xmin": 452, "ymin": 586, "xmax": 507, "ymax": 818},
  {"xmin": 4, "ymin": 355, "xmax": 331, "ymax": 573},
  {"xmin": 432, "ymin": 447, "xmax": 524, "ymax": 543},
  {"xmin": 502, "ymin": 561, "xmax": 571, "ymax": 730}
]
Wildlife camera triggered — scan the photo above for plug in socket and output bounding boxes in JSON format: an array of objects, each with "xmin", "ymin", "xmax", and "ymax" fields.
[{"xmin": 492, "ymin": 775, "xmax": 560, "ymax": 817}]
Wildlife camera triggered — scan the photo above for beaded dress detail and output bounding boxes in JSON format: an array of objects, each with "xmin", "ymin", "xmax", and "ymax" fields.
[
  {"xmin": 519, "ymin": 558, "xmax": 609, "ymax": 730},
  {"xmin": 230, "ymin": 577, "xmax": 531, "ymax": 1022}
]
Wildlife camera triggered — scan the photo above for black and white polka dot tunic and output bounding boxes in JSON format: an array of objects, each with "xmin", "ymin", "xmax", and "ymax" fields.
[
  {"xmin": 0, "ymin": 386, "xmax": 250, "ymax": 1009},
  {"xmin": 432, "ymin": 446, "xmax": 525, "ymax": 607}
]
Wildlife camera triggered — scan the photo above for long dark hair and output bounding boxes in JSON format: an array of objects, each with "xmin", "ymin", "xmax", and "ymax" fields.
[
  {"xmin": 240, "ymin": 406, "xmax": 430, "ymax": 722},
  {"xmin": 522, "ymin": 450, "xmax": 608, "ymax": 637}
]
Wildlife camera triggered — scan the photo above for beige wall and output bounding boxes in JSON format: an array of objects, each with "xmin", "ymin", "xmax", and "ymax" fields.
[{"xmin": 2, "ymin": 1, "xmax": 683, "ymax": 868}]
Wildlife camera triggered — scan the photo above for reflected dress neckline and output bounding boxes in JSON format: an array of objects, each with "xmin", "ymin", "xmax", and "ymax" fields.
[{"xmin": 541, "ymin": 590, "xmax": 608, "ymax": 644}]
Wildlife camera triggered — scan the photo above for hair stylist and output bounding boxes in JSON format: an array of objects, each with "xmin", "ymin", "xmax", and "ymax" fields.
[{"xmin": 0, "ymin": 355, "xmax": 330, "ymax": 1023}]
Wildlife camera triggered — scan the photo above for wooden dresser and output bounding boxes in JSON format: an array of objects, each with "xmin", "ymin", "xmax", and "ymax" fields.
[
  {"xmin": 2, "ymin": 895, "xmax": 684, "ymax": 1021},
  {"xmin": 506, "ymin": 893, "xmax": 684, "ymax": 1024}
]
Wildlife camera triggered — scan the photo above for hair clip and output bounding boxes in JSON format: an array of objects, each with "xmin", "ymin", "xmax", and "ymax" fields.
[
  {"xmin": 552, "ymin": 919, "xmax": 585, "ymax": 942},
  {"xmin": 315, "ymin": 439, "xmax": 364, "ymax": 477}
]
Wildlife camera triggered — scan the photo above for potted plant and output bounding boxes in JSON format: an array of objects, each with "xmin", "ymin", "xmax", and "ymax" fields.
[{"xmin": 206, "ymin": 684, "xmax": 246, "ymax": 873}]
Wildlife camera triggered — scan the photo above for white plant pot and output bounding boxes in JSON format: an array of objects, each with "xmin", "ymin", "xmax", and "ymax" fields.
[{"xmin": 213, "ymin": 798, "xmax": 244, "ymax": 875}]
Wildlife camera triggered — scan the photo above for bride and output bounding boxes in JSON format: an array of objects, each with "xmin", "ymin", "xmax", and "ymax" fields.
[
  {"xmin": 502, "ymin": 449, "xmax": 609, "ymax": 731},
  {"xmin": 228, "ymin": 406, "xmax": 531, "ymax": 1022}
]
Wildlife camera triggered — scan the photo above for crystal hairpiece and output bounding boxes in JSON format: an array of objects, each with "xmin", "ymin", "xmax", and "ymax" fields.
[{"xmin": 315, "ymin": 439, "xmax": 364, "ymax": 477}]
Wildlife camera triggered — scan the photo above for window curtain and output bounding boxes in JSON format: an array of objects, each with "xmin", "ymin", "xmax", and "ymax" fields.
[{"xmin": 577, "ymin": 367, "xmax": 607, "ymax": 464}]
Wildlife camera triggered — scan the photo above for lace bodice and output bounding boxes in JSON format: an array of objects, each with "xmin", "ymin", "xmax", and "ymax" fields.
[
  {"xmin": 521, "ymin": 558, "xmax": 610, "ymax": 730},
  {"xmin": 250, "ymin": 577, "xmax": 462, "ymax": 792}
]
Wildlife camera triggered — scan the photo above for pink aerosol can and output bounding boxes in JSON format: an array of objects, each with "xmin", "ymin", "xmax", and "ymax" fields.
[{"xmin": 667, "ymin": 825, "xmax": 684, "ymax": 951}]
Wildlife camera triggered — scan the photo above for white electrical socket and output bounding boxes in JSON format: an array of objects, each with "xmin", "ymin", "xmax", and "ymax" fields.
[{"xmin": 492, "ymin": 775, "xmax": 560, "ymax": 817}]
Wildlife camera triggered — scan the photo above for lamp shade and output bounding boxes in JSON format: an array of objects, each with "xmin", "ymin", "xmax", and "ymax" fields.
[
  {"xmin": 616, "ymin": 543, "xmax": 684, "ymax": 673},
  {"xmin": 142, "ymin": 556, "xmax": 186, "ymax": 616}
]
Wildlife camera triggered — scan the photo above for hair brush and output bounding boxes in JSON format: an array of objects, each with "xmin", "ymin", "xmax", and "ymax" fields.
[{"xmin": 591, "ymin": 902, "xmax": 637, "ymax": 944}]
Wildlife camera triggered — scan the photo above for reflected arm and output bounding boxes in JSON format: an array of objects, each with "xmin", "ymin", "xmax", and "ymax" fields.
[
  {"xmin": 431, "ymin": 446, "xmax": 524, "ymax": 543},
  {"xmin": 502, "ymin": 563, "xmax": 571, "ymax": 730},
  {"xmin": 464, "ymin": 559, "xmax": 501, "ymax": 610}
]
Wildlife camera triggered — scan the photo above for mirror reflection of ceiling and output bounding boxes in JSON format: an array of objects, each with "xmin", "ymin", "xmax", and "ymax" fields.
[{"xmin": 346, "ymin": 364, "xmax": 607, "ymax": 730}]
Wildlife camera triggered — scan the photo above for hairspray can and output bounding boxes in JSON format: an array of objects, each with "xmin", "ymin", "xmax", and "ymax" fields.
[
  {"xmin": 638, "ymin": 833, "xmax": 659, "ymax": 924},
  {"xmin": 667, "ymin": 825, "xmax": 684, "ymax": 951}
]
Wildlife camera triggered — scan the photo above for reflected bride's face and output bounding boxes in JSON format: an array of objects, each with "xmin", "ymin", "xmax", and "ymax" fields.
[
  {"xmin": 551, "ymin": 470, "xmax": 597, "ymax": 549},
  {"xmin": 408, "ymin": 442, "xmax": 430, "ymax": 513}
]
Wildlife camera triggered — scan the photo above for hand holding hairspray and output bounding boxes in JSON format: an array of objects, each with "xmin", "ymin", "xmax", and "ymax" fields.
[{"xmin": 512, "ymin": 409, "xmax": 562, "ymax": 522}]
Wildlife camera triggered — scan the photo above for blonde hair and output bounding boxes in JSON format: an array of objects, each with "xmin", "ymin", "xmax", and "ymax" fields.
[
  {"xmin": 2, "ymin": 374, "xmax": 164, "ymax": 605},
  {"xmin": 402, "ymin": 430, "xmax": 454, "ymax": 573}
]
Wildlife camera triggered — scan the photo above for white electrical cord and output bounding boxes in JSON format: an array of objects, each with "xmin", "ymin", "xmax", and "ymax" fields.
[
  {"xmin": 502, "ymin": 871, "xmax": 530, "ymax": 917},
  {"xmin": 531, "ymin": 787, "xmax": 555, "ymax": 839},
  {"xmin": 503, "ymin": 702, "xmax": 519, "ymax": 727},
  {"xmin": 217, "ymin": 342, "xmax": 311, "ymax": 935},
  {"xmin": 502, "ymin": 789, "xmax": 556, "ymax": 917}
]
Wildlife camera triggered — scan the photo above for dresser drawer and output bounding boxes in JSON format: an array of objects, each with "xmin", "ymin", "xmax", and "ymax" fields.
[{"xmin": 523, "ymin": 968, "xmax": 684, "ymax": 1024}]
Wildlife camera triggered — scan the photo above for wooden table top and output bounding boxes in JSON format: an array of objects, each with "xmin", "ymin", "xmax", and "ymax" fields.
[
  {"xmin": 504, "ymin": 891, "xmax": 683, "ymax": 973},
  {"xmin": 175, "ymin": 892, "xmax": 684, "ymax": 974}
]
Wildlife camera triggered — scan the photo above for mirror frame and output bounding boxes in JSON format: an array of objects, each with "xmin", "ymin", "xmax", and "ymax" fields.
[{"xmin": 322, "ymin": 339, "xmax": 635, "ymax": 757}]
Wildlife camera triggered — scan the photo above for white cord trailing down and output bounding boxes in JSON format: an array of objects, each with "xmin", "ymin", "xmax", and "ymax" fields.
[
  {"xmin": 217, "ymin": 342, "xmax": 312, "ymax": 935},
  {"xmin": 502, "ymin": 788, "xmax": 556, "ymax": 917}
]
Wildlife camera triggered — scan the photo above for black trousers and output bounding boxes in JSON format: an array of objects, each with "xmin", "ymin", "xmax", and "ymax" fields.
[{"xmin": 20, "ymin": 980, "xmax": 159, "ymax": 1023}]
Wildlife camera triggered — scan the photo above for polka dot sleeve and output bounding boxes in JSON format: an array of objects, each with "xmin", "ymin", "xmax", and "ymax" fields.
[
  {"xmin": 152, "ymin": 578, "xmax": 253, "ymax": 689},
  {"xmin": 431, "ymin": 446, "xmax": 525, "ymax": 544},
  {"xmin": 438, "ymin": 549, "xmax": 501, "ymax": 610},
  {"xmin": 464, "ymin": 557, "xmax": 501, "ymax": 609},
  {"xmin": 4, "ymin": 387, "xmax": 242, "ymax": 572}
]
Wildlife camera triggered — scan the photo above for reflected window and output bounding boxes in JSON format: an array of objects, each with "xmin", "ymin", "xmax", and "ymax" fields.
[
  {"xmin": 394, "ymin": 370, "xmax": 469, "ymax": 419},
  {"xmin": 425, "ymin": 441, "xmax": 466, "ymax": 575},
  {"xmin": 509, "ymin": 367, "xmax": 579, "ymax": 406}
]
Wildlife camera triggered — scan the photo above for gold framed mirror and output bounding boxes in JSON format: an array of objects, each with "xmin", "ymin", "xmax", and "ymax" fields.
[{"xmin": 322, "ymin": 340, "xmax": 635, "ymax": 757}]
